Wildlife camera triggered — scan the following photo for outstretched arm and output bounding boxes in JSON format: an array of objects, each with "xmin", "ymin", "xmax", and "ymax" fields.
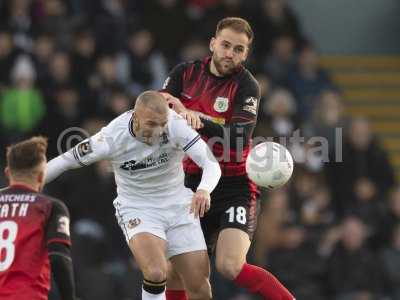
[{"xmin": 46, "ymin": 132, "xmax": 111, "ymax": 183}]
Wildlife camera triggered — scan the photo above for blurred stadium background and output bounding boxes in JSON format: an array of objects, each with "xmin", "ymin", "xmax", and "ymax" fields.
[{"xmin": 0, "ymin": 0, "xmax": 400, "ymax": 299}]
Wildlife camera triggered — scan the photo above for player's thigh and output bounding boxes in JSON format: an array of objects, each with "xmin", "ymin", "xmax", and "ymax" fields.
[
  {"xmin": 170, "ymin": 250, "xmax": 211, "ymax": 294},
  {"xmin": 214, "ymin": 196, "xmax": 258, "ymax": 278},
  {"xmin": 216, "ymin": 227, "xmax": 251, "ymax": 263},
  {"xmin": 114, "ymin": 203, "xmax": 169, "ymax": 280},
  {"xmin": 165, "ymin": 201, "xmax": 207, "ymax": 259},
  {"xmin": 166, "ymin": 261, "xmax": 184, "ymax": 290},
  {"xmin": 129, "ymin": 233, "xmax": 168, "ymax": 280}
]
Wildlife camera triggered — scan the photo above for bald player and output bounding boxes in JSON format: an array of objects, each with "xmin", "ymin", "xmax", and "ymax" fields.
[{"xmin": 46, "ymin": 91, "xmax": 221, "ymax": 300}]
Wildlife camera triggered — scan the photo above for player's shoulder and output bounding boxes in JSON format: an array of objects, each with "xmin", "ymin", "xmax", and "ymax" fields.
[
  {"xmin": 172, "ymin": 59, "xmax": 203, "ymax": 74},
  {"xmin": 167, "ymin": 108, "xmax": 192, "ymax": 137},
  {"xmin": 108, "ymin": 110, "xmax": 133, "ymax": 127},
  {"xmin": 167, "ymin": 108, "xmax": 185, "ymax": 127},
  {"xmin": 103, "ymin": 110, "xmax": 133, "ymax": 136},
  {"xmin": 237, "ymin": 68, "xmax": 260, "ymax": 91},
  {"xmin": 26, "ymin": 191, "xmax": 69, "ymax": 217},
  {"xmin": 39, "ymin": 193, "xmax": 69, "ymax": 216}
]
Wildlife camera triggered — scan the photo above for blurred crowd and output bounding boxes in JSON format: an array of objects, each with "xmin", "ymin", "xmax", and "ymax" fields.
[{"xmin": 0, "ymin": 0, "xmax": 399, "ymax": 300}]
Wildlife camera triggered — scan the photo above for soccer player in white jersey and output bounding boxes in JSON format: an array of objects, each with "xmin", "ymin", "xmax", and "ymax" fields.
[{"xmin": 45, "ymin": 91, "xmax": 221, "ymax": 300}]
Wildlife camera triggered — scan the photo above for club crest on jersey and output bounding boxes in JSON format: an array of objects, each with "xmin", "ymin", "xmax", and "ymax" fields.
[
  {"xmin": 127, "ymin": 218, "xmax": 141, "ymax": 229},
  {"xmin": 214, "ymin": 97, "xmax": 229, "ymax": 113}
]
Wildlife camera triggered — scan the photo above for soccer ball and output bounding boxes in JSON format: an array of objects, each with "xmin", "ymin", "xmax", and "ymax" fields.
[{"xmin": 246, "ymin": 142, "xmax": 294, "ymax": 189}]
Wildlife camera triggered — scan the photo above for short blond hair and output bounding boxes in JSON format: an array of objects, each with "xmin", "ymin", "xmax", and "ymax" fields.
[
  {"xmin": 216, "ymin": 17, "xmax": 254, "ymax": 45},
  {"xmin": 6, "ymin": 136, "xmax": 48, "ymax": 177}
]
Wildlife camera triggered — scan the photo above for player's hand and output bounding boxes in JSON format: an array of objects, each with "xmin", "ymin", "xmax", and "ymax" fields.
[
  {"xmin": 164, "ymin": 94, "xmax": 186, "ymax": 114},
  {"xmin": 179, "ymin": 110, "xmax": 204, "ymax": 130},
  {"xmin": 190, "ymin": 189, "xmax": 211, "ymax": 218}
]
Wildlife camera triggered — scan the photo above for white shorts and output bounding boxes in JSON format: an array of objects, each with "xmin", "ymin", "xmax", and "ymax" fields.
[{"xmin": 114, "ymin": 190, "xmax": 206, "ymax": 259}]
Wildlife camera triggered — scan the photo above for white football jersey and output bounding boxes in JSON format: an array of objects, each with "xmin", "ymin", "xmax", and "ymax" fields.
[{"xmin": 70, "ymin": 109, "xmax": 203, "ymax": 208}]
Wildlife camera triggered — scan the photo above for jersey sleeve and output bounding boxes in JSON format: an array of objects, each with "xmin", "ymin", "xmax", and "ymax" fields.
[
  {"xmin": 161, "ymin": 62, "xmax": 187, "ymax": 97},
  {"xmin": 71, "ymin": 130, "xmax": 112, "ymax": 166},
  {"xmin": 168, "ymin": 109, "xmax": 201, "ymax": 151},
  {"xmin": 46, "ymin": 200, "xmax": 71, "ymax": 247},
  {"xmin": 231, "ymin": 73, "xmax": 261, "ymax": 123}
]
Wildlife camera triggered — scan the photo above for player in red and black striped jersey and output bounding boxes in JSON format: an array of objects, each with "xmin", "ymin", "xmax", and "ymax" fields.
[
  {"xmin": 162, "ymin": 17, "xmax": 295, "ymax": 300},
  {"xmin": 0, "ymin": 137, "xmax": 76, "ymax": 300}
]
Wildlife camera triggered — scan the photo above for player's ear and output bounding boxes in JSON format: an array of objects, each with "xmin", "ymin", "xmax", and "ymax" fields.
[
  {"xmin": 4, "ymin": 167, "xmax": 10, "ymax": 180},
  {"xmin": 210, "ymin": 37, "xmax": 216, "ymax": 52},
  {"xmin": 37, "ymin": 169, "xmax": 44, "ymax": 185}
]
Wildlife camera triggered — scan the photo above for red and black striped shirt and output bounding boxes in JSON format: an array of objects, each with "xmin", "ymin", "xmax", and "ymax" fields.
[{"xmin": 162, "ymin": 56, "xmax": 260, "ymax": 178}]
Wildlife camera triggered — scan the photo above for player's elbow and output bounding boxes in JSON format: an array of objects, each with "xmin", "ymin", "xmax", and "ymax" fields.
[{"xmin": 214, "ymin": 162, "xmax": 222, "ymax": 180}]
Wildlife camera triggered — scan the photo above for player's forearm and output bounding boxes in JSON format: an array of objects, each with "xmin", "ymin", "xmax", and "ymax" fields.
[
  {"xmin": 186, "ymin": 140, "xmax": 221, "ymax": 194},
  {"xmin": 49, "ymin": 245, "xmax": 76, "ymax": 300},
  {"xmin": 197, "ymin": 158, "xmax": 221, "ymax": 194},
  {"xmin": 46, "ymin": 151, "xmax": 82, "ymax": 183},
  {"xmin": 198, "ymin": 118, "xmax": 254, "ymax": 149}
]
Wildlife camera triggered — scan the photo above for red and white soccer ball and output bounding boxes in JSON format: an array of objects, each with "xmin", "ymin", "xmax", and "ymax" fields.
[{"xmin": 246, "ymin": 142, "xmax": 294, "ymax": 189}]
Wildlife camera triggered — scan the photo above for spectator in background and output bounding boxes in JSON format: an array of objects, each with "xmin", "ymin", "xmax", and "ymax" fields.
[
  {"xmin": 0, "ymin": 55, "xmax": 45, "ymax": 144},
  {"xmin": 257, "ymin": 88, "xmax": 298, "ymax": 138},
  {"xmin": 71, "ymin": 28, "xmax": 98, "ymax": 92},
  {"xmin": 179, "ymin": 38, "xmax": 209, "ymax": 62},
  {"xmin": 349, "ymin": 177, "xmax": 386, "ymax": 241},
  {"xmin": 287, "ymin": 41, "xmax": 334, "ymax": 121},
  {"xmin": 289, "ymin": 168, "xmax": 323, "ymax": 214},
  {"xmin": 268, "ymin": 223, "xmax": 326, "ymax": 300},
  {"xmin": 143, "ymin": 0, "xmax": 193, "ymax": 64},
  {"xmin": 6, "ymin": 0, "xmax": 34, "ymax": 51},
  {"xmin": 381, "ymin": 223, "xmax": 400, "ymax": 300},
  {"xmin": 304, "ymin": 89, "xmax": 348, "ymax": 157},
  {"xmin": 298, "ymin": 186, "xmax": 335, "ymax": 231},
  {"xmin": 32, "ymin": 32, "xmax": 56, "ymax": 85},
  {"xmin": 377, "ymin": 187, "xmax": 400, "ymax": 247},
  {"xmin": 118, "ymin": 28, "xmax": 168, "ymax": 95},
  {"xmin": 263, "ymin": 34, "xmax": 296, "ymax": 87},
  {"xmin": 100, "ymin": 88, "xmax": 130, "ymax": 120},
  {"xmin": 42, "ymin": 51, "xmax": 76, "ymax": 103},
  {"xmin": 326, "ymin": 117, "xmax": 396, "ymax": 217},
  {"xmin": 253, "ymin": 0, "xmax": 302, "ymax": 58},
  {"xmin": 36, "ymin": 85, "xmax": 83, "ymax": 158},
  {"xmin": 0, "ymin": 30, "xmax": 20, "ymax": 87},
  {"xmin": 36, "ymin": 0, "xmax": 72, "ymax": 48},
  {"xmin": 327, "ymin": 216, "xmax": 382, "ymax": 300},
  {"xmin": 253, "ymin": 189, "xmax": 291, "ymax": 265},
  {"xmin": 198, "ymin": 0, "xmax": 251, "ymax": 41},
  {"xmin": 93, "ymin": 0, "xmax": 131, "ymax": 54},
  {"xmin": 72, "ymin": 220, "xmax": 123, "ymax": 300},
  {"xmin": 89, "ymin": 54, "xmax": 124, "ymax": 116}
]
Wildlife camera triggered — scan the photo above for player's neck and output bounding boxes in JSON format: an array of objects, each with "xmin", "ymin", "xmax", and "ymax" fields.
[
  {"xmin": 209, "ymin": 59, "xmax": 224, "ymax": 77},
  {"xmin": 9, "ymin": 179, "xmax": 40, "ymax": 192}
]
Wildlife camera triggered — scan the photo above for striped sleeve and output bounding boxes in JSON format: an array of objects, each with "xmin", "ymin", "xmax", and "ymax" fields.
[
  {"xmin": 168, "ymin": 109, "xmax": 203, "ymax": 151},
  {"xmin": 183, "ymin": 134, "xmax": 201, "ymax": 152},
  {"xmin": 71, "ymin": 131, "xmax": 111, "ymax": 166}
]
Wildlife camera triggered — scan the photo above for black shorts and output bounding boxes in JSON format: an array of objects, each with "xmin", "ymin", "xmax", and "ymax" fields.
[{"xmin": 185, "ymin": 174, "xmax": 259, "ymax": 254}]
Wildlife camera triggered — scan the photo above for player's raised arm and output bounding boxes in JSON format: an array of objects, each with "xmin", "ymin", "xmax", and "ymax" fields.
[
  {"xmin": 198, "ymin": 74, "xmax": 261, "ymax": 149},
  {"xmin": 46, "ymin": 131, "xmax": 111, "ymax": 183}
]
